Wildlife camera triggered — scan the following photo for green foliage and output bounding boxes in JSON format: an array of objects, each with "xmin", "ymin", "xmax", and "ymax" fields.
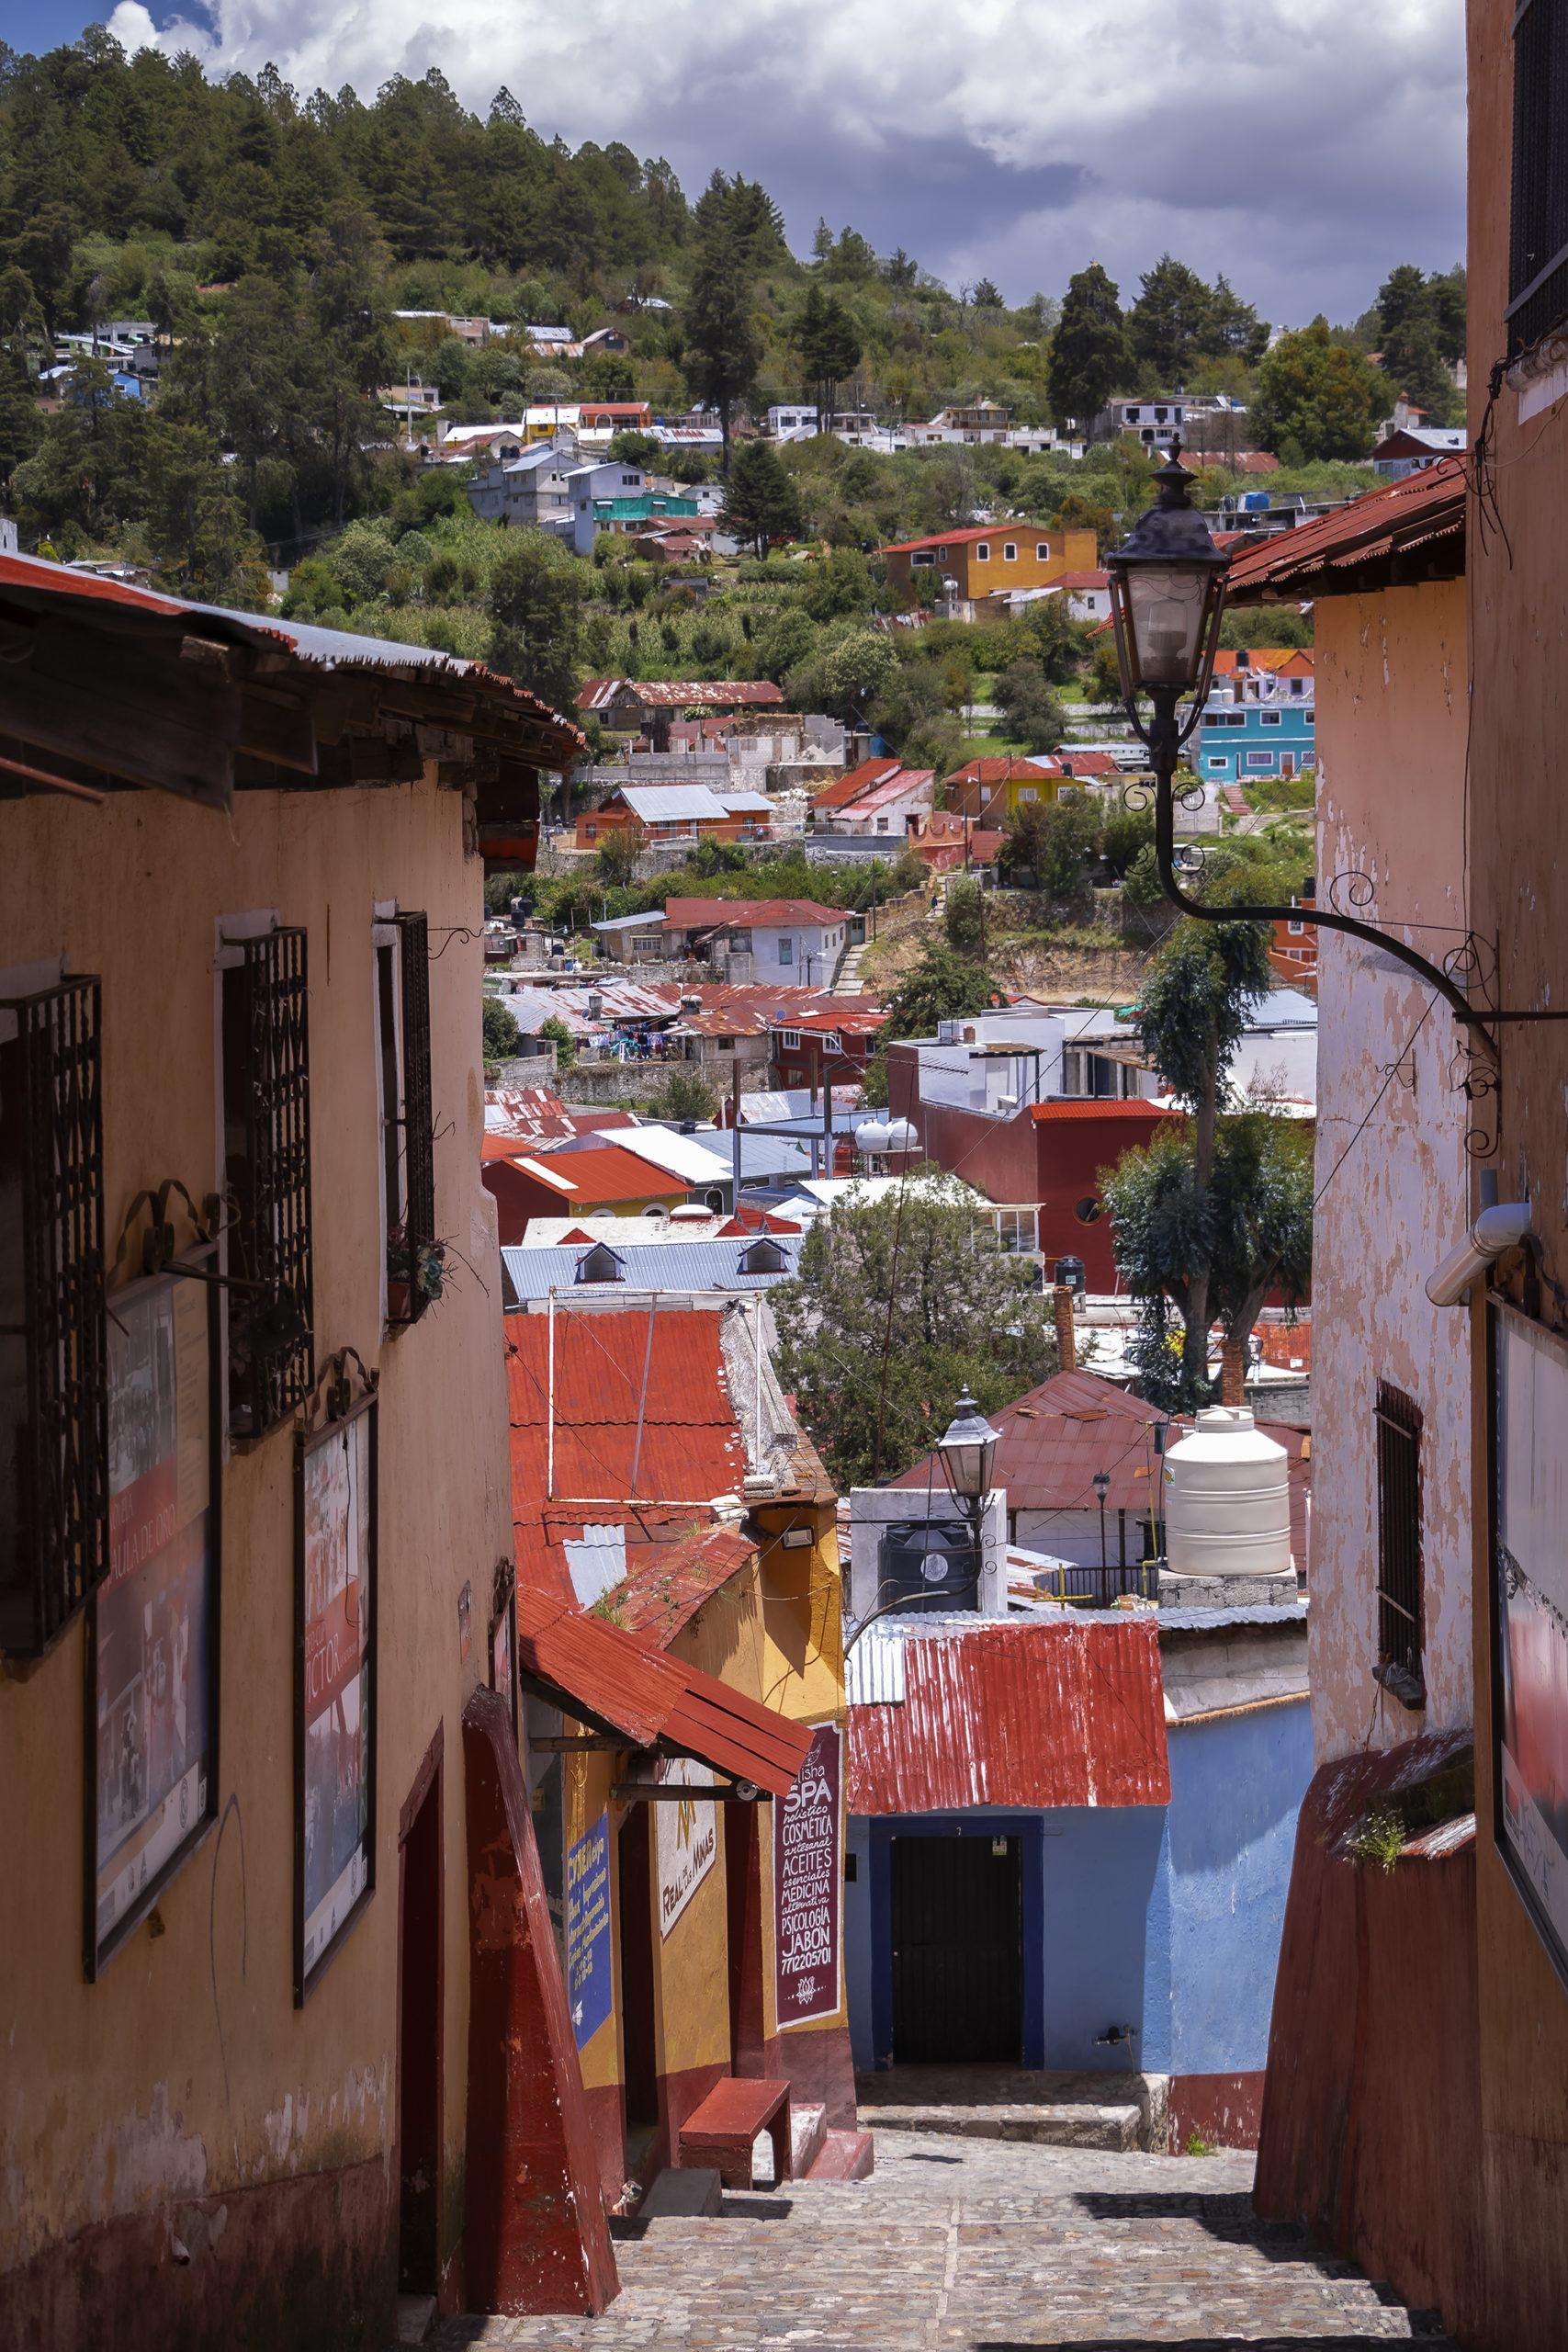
[
  {"xmin": 722, "ymin": 440, "xmax": 804, "ymax": 554},
  {"xmin": 772, "ymin": 1177, "xmax": 1057, "ymax": 1488},
  {"xmin": 538, "ymin": 1012, "xmax": 577, "ymax": 1068},
  {"xmin": 1348, "ymin": 1803, "xmax": 1407, "ymax": 1873},
  {"xmin": 487, "ymin": 528, "xmax": 585, "ymax": 710},
  {"xmin": 999, "ymin": 793, "xmax": 1101, "ymax": 899},
  {"xmin": 596, "ymin": 831, "xmax": 641, "ymax": 885},
  {"xmin": 1127, "ymin": 254, "xmax": 1269, "ymax": 379},
  {"xmin": 1101, "ymin": 807, "xmax": 1155, "ymax": 876},
  {"xmin": 481, "ymin": 996, "xmax": 523, "ymax": 1061},
  {"xmin": 1248, "ymin": 319, "xmax": 1385, "ymax": 461},
  {"xmin": 646, "ymin": 1067, "xmax": 719, "ymax": 1121},
  {"xmin": 992, "ymin": 660, "xmax": 1066, "ymax": 752},
  {"xmin": 879, "ymin": 942, "xmax": 995, "ymax": 1040},
  {"xmin": 943, "ymin": 876, "xmax": 987, "ymax": 956},
  {"xmin": 1374, "ymin": 263, "xmax": 1465, "ymax": 424},
  {"xmin": 683, "ymin": 172, "xmax": 764, "ymax": 464},
  {"xmin": 1047, "ymin": 264, "xmax": 1131, "ymax": 427},
  {"xmin": 1218, "ymin": 605, "xmax": 1313, "ymax": 650},
  {"xmin": 791, "ymin": 284, "xmax": 863, "ymax": 413},
  {"xmin": 1134, "ymin": 918, "xmax": 1273, "ymax": 1112}
]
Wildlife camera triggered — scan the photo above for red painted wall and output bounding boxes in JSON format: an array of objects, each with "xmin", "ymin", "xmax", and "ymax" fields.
[{"xmin": 1255, "ymin": 1737, "xmax": 1485, "ymax": 2340}]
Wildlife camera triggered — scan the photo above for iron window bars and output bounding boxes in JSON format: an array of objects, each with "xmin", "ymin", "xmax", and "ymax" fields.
[
  {"xmin": 388, "ymin": 912, "xmax": 436, "ymax": 1326},
  {"xmin": 0, "ymin": 975, "xmax": 107, "ymax": 1657},
  {"xmin": 1375, "ymin": 1382, "xmax": 1425, "ymax": 1705},
  {"xmin": 225, "ymin": 928, "xmax": 313, "ymax": 1439},
  {"xmin": 1509, "ymin": 0, "xmax": 1568, "ymax": 353}
]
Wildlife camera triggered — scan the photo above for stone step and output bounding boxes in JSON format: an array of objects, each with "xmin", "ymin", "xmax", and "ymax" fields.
[
  {"xmin": 790, "ymin": 2100, "xmax": 828, "ymax": 2177},
  {"xmin": 638, "ymin": 2164, "xmax": 723, "ymax": 2220},
  {"xmin": 806, "ymin": 2126, "xmax": 875, "ymax": 2180},
  {"xmin": 854, "ymin": 2067, "xmax": 1166, "ymax": 2154},
  {"xmin": 394, "ymin": 2293, "xmax": 436, "ymax": 2345}
]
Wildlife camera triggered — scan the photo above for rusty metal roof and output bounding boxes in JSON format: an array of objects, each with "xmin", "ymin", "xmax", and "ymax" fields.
[
  {"xmin": 848, "ymin": 1614, "xmax": 1169, "ymax": 1813},
  {"xmin": 505, "ymin": 1307, "xmax": 748, "ymax": 1517},
  {"xmin": 887, "ymin": 1368, "xmax": 1311, "ymax": 1555},
  {"xmin": 513, "ymin": 1585, "xmax": 812, "ymax": 1793},
  {"xmin": 609, "ymin": 1523, "xmax": 761, "ymax": 1645},
  {"xmin": 1225, "ymin": 458, "xmax": 1464, "ymax": 603}
]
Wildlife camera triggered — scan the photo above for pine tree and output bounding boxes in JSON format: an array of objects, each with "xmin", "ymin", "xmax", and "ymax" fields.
[
  {"xmin": 683, "ymin": 173, "xmax": 762, "ymax": 473},
  {"xmin": 1046, "ymin": 264, "xmax": 1131, "ymax": 430},
  {"xmin": 722, "ymin": 440, "xmax": 803, "ymax": 555},
  {"xmin": 1127, "ymin": 255, "xmax": 1213, "ymax": 382},
  {"xmin": 791, "ymin": 285, "xmax": 863, "ymax": 423}
]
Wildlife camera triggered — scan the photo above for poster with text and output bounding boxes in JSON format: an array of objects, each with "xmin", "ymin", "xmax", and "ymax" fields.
[
  {"xmin": 1495, "ymin": 1306, "xmax": 1568, "ymax": 1973},
  {"xmin": 773, "ymin": 1721, "xmax": 841, "ymax": 2028},
  {"xmin": 566, "ymin": 1811, "xmax": 613, "ymax": 2046},
  {"xmin": 94, "ymin": 1266, "xmax": 215, "ymax": 1967},
  {"xmin": 655, "ymin": 1757, "xmax": 716, "ymax": 1938},
  {"xmin": 300, "ymin": 1406, "xmax": 374, "ymax": 1986}
]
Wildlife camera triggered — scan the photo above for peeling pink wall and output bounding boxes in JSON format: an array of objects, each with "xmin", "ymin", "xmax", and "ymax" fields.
[{"xmin": 1309, "ymin": 581, "xmax": 1473, "ymax": 1764}]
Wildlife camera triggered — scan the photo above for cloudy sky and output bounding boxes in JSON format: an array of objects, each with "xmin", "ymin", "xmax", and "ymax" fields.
[{"xmin": 33, "ymin": 0, "xmax": 1465, "ymax": 324}]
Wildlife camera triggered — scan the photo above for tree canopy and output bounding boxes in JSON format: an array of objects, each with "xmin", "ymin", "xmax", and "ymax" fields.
[
  {"xmin": 1047, "ymin": 264, "xmax": 1131, "ymax": 427},
  {"xmin": 722, "ymin": 439, "xmax": 803, "ymax": 554},
  {"xmin": 1247, "ymin": 319, "xmax": 1386, "ymax": 461},
  {"xmin": 773, "ymin": 1177, "xmax": 1056, "ymax": 1488}
]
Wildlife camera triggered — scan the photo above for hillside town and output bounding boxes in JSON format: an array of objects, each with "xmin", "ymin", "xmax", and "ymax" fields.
[{"xmin": 0, "ymin": 15, "xmax": 1562, "ymax": 2352}]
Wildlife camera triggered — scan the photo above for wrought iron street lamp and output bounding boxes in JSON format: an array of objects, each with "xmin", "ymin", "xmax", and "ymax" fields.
[
  {"xmin": 937, "ymin": 1386, "xmax": 999, "ymax": 1623},
  {"xmin": 1102, "ymin": 450, "xmax": 1506, "ymax": 1037},
  {"xmin": 1093, "ymin": 1465, "xmax": 1111, "ymax": 1592}
]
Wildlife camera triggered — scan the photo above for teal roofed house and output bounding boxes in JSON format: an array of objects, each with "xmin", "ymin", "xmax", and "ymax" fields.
[
  {"xmin": 565, "ymin": 457, "xmax": 700, "ymax": 554},
  {"xmin": 1194, "ymin": 649, "xmax": 1316, "ymax": 795}
]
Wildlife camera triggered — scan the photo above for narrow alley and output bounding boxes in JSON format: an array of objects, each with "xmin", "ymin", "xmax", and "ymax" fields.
[{"xmin": 423, "ymin": 2134, "xmax": 1454, "ymax": 2350}]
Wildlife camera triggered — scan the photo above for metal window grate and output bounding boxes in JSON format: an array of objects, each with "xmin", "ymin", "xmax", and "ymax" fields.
[
  {"xmin": 392, "ymin": 913, "xmax": 434, "ymax": 1324},
  {"xmin": 1, "ymin": 978, "xmax": 107, "ymax": 1655},
  {"xmin": 1375, "ymin": 1382, "xmax": 1423, "ymax": 1679},
  {"xmin": 231, "ymin": 929, "xmax": 313, "ymax": 1436},
  {"xmin": 1509, "ymin": 0, "xmax": 1568, "ymax": 351}
]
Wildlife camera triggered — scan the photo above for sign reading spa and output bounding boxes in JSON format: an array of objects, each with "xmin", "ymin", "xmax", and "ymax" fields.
[{"xmin": 774, "ymin": 1722, "xmax": 842, "ymax": 2027}]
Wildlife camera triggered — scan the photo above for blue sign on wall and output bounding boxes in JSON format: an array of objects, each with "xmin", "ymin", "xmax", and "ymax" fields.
[{"xmin": 566, "ymin": 1811, "xmax": 613, "ymax": 2048}]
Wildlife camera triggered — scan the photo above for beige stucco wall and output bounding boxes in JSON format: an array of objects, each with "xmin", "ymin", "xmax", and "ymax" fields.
[
  {"xmin": 0, "ymin": 776, "xmax": 508, "ymax": 2278},
  {"xmin": 1308, "ymin": 582, "xmax": 1473, "ymax": 1762}
]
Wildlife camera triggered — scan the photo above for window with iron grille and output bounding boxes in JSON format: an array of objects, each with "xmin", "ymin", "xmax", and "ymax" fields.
[
  {"xmin": 1375, "ymin": 1381, "xmax": 1424, "ymax": 1696},
  {"xmin": 220, "ymin": 928, "xmax": 313, "ymax": 1440},
  {"xmin": 0, "ymin": 974, "xmax": 107, "ymax": 1656},
  {"xmin": 380, "ymin": 912, "xmax": 435, "ymax": 1326},
  {"xmin": 1509, "ymin": 0, "xmax": 1568, "ymax": 352}
]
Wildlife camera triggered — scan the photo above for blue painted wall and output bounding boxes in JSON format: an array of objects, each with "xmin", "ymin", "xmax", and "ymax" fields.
[
  {"xmin": 1195, "ymin": 698, "xmax": 1315, "ymax": 786},
  {"xmin": 844, "ymin": 1694, "xmax": 1313, "ymax": 2085},
  {"xmin": 1163, "ymin": 1699, "xmax": 1314, "ymax": 2077}
]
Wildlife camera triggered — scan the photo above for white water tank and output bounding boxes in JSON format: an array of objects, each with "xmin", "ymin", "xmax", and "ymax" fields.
[{"xmin": 1164, "ymin": 1407, "xmax": 1292, "ymax": 1577}]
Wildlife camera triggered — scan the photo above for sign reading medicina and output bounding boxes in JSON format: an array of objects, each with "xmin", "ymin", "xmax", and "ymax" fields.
[
  {"xmin": 656, "ymin": 1756, "xmax": 716, "ymax": 1937},
  {"xmin": 774, "ymin": 1721, "xmax": 842, "ymax": 2028}
]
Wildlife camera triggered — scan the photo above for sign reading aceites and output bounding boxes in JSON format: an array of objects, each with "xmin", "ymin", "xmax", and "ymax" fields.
[{"xmin": 774, "ymin": 1720, "xmax": 842, "ymax": 2028}]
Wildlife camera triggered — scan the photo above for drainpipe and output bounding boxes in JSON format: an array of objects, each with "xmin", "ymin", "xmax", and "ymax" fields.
[{"xmin": 547, "ymin": 1286, "xmax": 556, "ymax": 1500}]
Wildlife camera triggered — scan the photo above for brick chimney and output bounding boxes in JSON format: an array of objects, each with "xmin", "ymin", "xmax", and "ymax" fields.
[{"xmin": 1053, "ymin": 1284, "xmax": 1077, "ymax": 1374}]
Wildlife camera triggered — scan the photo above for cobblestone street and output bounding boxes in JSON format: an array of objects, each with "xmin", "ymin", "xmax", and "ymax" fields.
[{"xmin": 423, "ymin": 2134, "xmax": 1455, "ymax": 2350}]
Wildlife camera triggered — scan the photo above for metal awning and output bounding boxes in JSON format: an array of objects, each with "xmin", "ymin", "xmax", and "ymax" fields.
[{"xmin": 515, "ymin": 1586, "xmax": 813, "ymax": 1795}]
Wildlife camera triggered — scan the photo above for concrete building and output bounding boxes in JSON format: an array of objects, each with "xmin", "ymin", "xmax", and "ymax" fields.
[
  {"xmin": 0, "ymin": 559, "xmax": 618, "ymax": 2343},
  {"xmin": 1194, "ymin": 650, "xmax": 1316, "ymax": 791},
  {"xmin": 879, "ymin": 525, "xmax": 1100, "ymax": 613},
  {"xmin": 465, "ymin": 438, "xmax": 578, "ymax": 534}
]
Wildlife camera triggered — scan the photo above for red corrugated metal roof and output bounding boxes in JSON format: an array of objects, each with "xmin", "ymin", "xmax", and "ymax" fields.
[
  {"xmin": 1225, "ymin": 459, "xmax": 1464, "ymax": 602},
  {"xmin": 812, "ymin": 758, "xmax": 904, "ymax": 810},
  {"xmin": 947, "ymin": 757, "xmax": 1058, "ymax": 786},
  {"xmin": 612, "ymin": 1523, "xmax": 760, "ymax": 1645},
  {"xmin": 488, "ymin": 1140, "xmax": 689, "ymax": 1204},
  {"xmin": 1030, "ymin": 1100, "xmax": 1176, "ymax": 1124},
  {"xmin": 514, "ymin": 1585, "xmax": 812, "ymax": 1793},
  {"xmin": 662, "ymin": 898, "xmax": 847, "ymax": 929},
  {"xmin": 848, "ymin": 1615, "xmax": 1168, "ymax": 1813},
  {"xmin": 506, "ymin": 1308, "xmax": 749, "ymax": 1539}
]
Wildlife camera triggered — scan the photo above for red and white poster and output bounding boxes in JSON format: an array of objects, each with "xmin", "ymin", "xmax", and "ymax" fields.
[
  {"xmin": 94, "ymin": 1268, "xmax": 214, "ymax": 1966},
  {"xmin": 773, "ymin": 1720, "xmax": 842, "ymax": 2029},
  {"xmin": 300, "ymin": 1408, "xmax": 373, "ymax": 1984}
]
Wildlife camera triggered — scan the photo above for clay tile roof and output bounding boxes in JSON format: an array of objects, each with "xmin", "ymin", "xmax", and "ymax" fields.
[{"xmin": 1225, "ymin": 457, "xmax": 1465, "ymax": 603}]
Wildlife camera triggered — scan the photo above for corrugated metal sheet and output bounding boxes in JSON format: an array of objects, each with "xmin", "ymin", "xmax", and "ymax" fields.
[
  {"xmin": 502, "ymin": 1234, "xmax": 804, "ymax": 1304},
  {"xmin": 848, "ymin": 1614, "xmax": 1169, "ymax": 1814},
  {"xmin": 613, "ymin": 1523, "xmax": 758, "ymax": 1645},
  {"xmin": 844, "ymin": 1627, "xmax": 908, "ymax": 1707},
  {"xmin": 1225, "ymin": 458, "xmax": 1464, "ymax": 601},
  {"xmin": 514, "ymin": 1584, "xmax": 811, "ymax": 1793},
  {"xmin": 616, "ymin": 785, "xmax": 731, "ymax": 821}
]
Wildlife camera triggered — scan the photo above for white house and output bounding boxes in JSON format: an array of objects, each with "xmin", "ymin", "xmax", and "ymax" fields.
[{"xmin": 465, "ymin": 438, "xmax": 578, "ymax": 534}]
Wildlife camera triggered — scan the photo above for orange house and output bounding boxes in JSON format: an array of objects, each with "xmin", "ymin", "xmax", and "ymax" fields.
[{"xmin": 880, "ymin": 524, "xmax": 1099, "ymax": 607}]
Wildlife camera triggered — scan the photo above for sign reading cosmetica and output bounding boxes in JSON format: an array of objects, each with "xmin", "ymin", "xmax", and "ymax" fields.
[
  {"xmin": 773, "ymin": 1721, "xmax": 841, "ymax": 2027},
  {"xmin": 656, "ymin": 1756, "xmax": 716, "ymax": 1937}
]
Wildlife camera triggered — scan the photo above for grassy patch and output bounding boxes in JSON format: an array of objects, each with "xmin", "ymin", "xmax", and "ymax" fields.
[{"xmin": 1347, "ymin": 1802, "xmax": 1407, "ymax": 1872}]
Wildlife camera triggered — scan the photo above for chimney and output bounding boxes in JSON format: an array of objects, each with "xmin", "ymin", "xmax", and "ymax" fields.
[{"xmin": 1053, "ymin": 1284, "xmax": 1077, "ymax": 1374}]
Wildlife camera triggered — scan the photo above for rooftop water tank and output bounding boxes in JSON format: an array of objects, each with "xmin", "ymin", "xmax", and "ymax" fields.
[{"xmin": 1164, "ymin": 1407, "xmax": 1292, "ymax": 1577}]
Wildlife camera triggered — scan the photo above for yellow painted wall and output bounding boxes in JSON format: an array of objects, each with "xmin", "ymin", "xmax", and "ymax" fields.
[{"xmin": 0, "ymin": 776, "xmax": 510, "ymax": 2279}]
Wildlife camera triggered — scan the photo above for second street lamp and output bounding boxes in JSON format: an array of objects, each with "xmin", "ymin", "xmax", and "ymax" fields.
[{"xmin": 937, "ymin": 1387, "xmax": 998, "ymax": 1615}]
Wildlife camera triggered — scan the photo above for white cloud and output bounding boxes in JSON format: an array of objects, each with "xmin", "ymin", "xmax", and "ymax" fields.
[{"xmin": 110, "ymin": 0, "xmax": 1465, "ymax": 316}]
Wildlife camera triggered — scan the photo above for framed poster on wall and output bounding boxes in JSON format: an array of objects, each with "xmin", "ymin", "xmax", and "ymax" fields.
[
  {"xmin": 1491, "ymin": 1299, "xmax": 1568, "ymax": 1987},
  {"xmin": 490, "ymin": 1564, "xmax": 517, "ymax": 1742},
  {"xmin": 86, "ymin": 1253, "xmax": 221, "ymax": 1976},
  {"xmin": 295, "ymin": 1392, "xmax": 378, "ymax": 2001}
]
